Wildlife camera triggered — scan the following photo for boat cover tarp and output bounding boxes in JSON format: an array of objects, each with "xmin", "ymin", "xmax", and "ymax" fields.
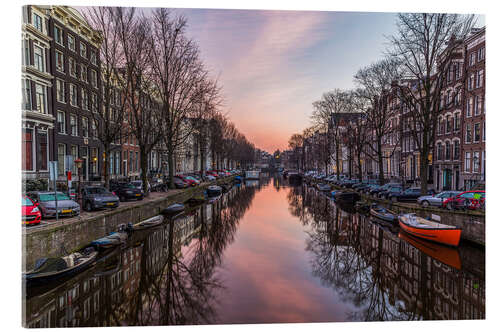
[{"xmin": 33, "ymin": 258, "xmax": 67, "ymax": 273}]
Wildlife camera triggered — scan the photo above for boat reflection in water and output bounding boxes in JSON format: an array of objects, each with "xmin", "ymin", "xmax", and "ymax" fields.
[
  {"xmin": 23, "ymin": 176, "xmax": 484, "ymax": 327},
  {"xmin": 288, "ymin": 185, "xmax": 484, "ymax": 321}
]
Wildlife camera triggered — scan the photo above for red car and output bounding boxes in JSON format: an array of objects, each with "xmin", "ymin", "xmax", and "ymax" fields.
[
  {"xmin": 22, "ymin": 195, "xmax": 42, "ymax": 225},
  {"xmin": 176, "ymin": 175, "xmax": 198, "ymax": 187},
  {"xmin": 442, "ymin": 190, "xmax": 485, "ymax": 210}
]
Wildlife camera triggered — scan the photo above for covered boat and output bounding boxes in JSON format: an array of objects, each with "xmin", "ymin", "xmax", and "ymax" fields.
[
  {"xmin": 207, "ymin": 185, "xmax": 222, "ymax": 196},
  {"xmin": 161, "ymin": 203, "xmax": 185, "ymax": 218},
  {"xmin": 128, "ymin": 215, "xmax": 164, "ymax": 231},
  {"xmin": 334, "ymin": 191, "xmax": 360, "ymax": 203},
  {"xmin": 91, "ymin": 231, "xmax": 128, "ymax": 249},
  {"xmin": 24, "ymin": 247, "xmax": 98, "ymax": 286},
  {"xmin": 317, "ymin": 183, "xmax": 331, "ymax": 192},
  {"xmin": 370, "ymin": 205, "xmax": 397, "ymax": 223},
  {"xmin": 398, "ymin": 214, "xmax": 462, "ymax": 247}
]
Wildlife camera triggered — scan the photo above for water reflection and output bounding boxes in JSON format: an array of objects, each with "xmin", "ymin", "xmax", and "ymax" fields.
[
  {"xmin": 24, "ymin": 184, "xmax": 257, "ymax": 327},
  {"xmin": 287, "ymin": 185, "xmax": 485, "ymax": 321}
]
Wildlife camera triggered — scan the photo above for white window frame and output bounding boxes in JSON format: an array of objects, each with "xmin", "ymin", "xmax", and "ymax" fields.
[
  {"xmin": 70, "ymin": 84, "xmax": 77, "ymax": 107},
  {"xmin": 57, "ymin": 111, "xmax": 66, "ymax": 134},
  {"xmin": 70, "ymin": 114, "xmax": 78, "ymax": 136},
  {"xmin": 33, "ymin": 45, "xmax": 45, "ymax": 72},
  {"xmin": 82, "ymin": 117, "xmax": 89, "ymax": 138},
  {"xmin": 68, "ymin": 34, "xmax": 75, "ymax": 52},
  {"xmin": 55, "ymin": 50, "xmax": 64, "ymax": 73},
  {"xmin": 54, "ymin": 25, "xmax": 63, "ymax": 46},
  {"xmin": 56, "ymin": 79, "xmax": 65, "ymax": 103},
  {"xmin": 80, "ymin": 42, "xmax": 87, "ymax": 58},
  {"xmin": 32, "ymin": 12, "xmax": 43, "ymax": 32},
  {"xmin": 69, "ymin": 57, "xmax": 76, "ymax": 77},
  {"xmin": 35, "ymin": 83, "xmax": 47, "ymax": 114},
  {"xmin": 81, "ymin": 64, "xmax": 88, "ymax": 82}
]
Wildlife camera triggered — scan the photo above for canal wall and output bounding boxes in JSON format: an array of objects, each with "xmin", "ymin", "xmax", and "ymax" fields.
[
  {"xmin": 22, "ymin": 178, "xmax": 234, "ymax": 271},
  {"xmin": 309, "ymin": 180, "xmax": 485, "ymax": 246}
]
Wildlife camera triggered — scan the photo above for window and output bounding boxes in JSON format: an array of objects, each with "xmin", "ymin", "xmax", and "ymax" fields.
[
  {"xmin": 58, "ymin": 144, "xmax": 66, "ymax": 176},
  {"xmin": 474, "ymin": 123, "xmax": 480, "ymax": 142},
  {"xmin": 465, "ymin": 152, "xmax": 471, "ymax": 172},
  {"xmin": 71, "ymin": 145, "xmax": 78, "ymax": 175},
  {"xmin": 56, "ymin": 79, "xmax": 65, "ymax": 103},
  {"xmin": 91, "ymin": 120, "xmax": 97, "ymax": 138},
  {"xmin": 91, "ymin": 93, "xmax": 98, "ymax": 112},
  {"xmin": 468, "ymin": 75, "xmax": 474, "ymax": 91},
  {"xmin": 466, "ymin": 98, "xmax": 473, "ymax": 117},
  {"xmin": 135, "ymin": 152, "xmax": 139, "ymax": 172},
  {"xmin": 454, "ymin": 90, "xmax": 461, "ymax": 106},
  {"xmin": 33, "ymin": 13, "xmax": 43, "ymax": 32},
  {"xmin": 446, "ymin": 115, "xmax": 452, "ymax": 133},
  {"xmin": 454, "ymin": 63, "xmax": 461, "ymax": 80},
  {"xmin": 35, "ymin": 84, "xmax": 47, "ymax": 114},
  {"xmin": 80, "ymin": 42, "xmax": 87, "ymax": 58},
  {"xmin": 478, "ymin": 47, "xmax": 485, "ymax": 61},
  {"xmin": 57, "ymin": 111, "xmax": 66, "ymax": 134},
  {"xmin": 474, "ymin": 96, "xmax": 481, "ymax": 116},
  {"xmin": 465, "ymin": 123, "xmax": 471, "ymax": 143},
  {"xmin": 70, "ymin": 114, "xmax": 78, "ymax": 136},
  {"xmin": 81, "ymin": 89, "xmax": 89, "ymax": 110},
  {"xmin": 69, "ymin": 58, "xmax": 76, "ymax": 77},
  {"xmin": 54, "ymin": 26, "xmax": 63, "ymax": 45},
  {"xmin": 477, "ymin": 70, "xmax": 484, "ymax": 88},
  {"xmin": 68, "ymin": 34, "xmax": 75, "ymax": 51},
  {"xmin": 445, "ymin": 141, "xmax": 451, "ymax": 160},
  {"xmin": 22, "ymin": 79, "xmax": 32, "ymax": 110},
  {"xmin": 36, "ymin": 132, "xmax": 48, "ymax": 170},
  {"xmin": 90, "ymin": 50, "xmax": 97, "ymax": 65},
  {"xmin": 55, "ymin": 50, "xmax": 64, "ymax": 72},
  {"xmin": 81, "ymin": 64, "xmax": 87, "ymax": 82},
  {"xmin": 82, "ymin": 117, "xmax": 89, "ymax": 138},
  {"xmin": 437, "ymin": 142, "xmax": 443, "ymax": 160},
  {"xmin": 483, "ymin": 121, "xmax": 486, "ymax": 142},
  {"xmin": 33, "ymin": 45, "xmax": 44, "ymax": 72},
  {"xmin": 453, "ymin": 141, "xmax": 460, "ymax": 160},
  {"xmin": 469, "ymin": 52, "xmax": 475, "ymax": 66},
  {"xmin": 70, "ymin": 84, "xmax": 77, "ymax": 106},
  {"xmin": 90, "ymin": 69, "xmax": 97, "ymax": 88},
  {"xmin": 473, "ymin": 152, "xmax": 480, "ymax": 173},
  {"xmin": 91, "ymin": 148, "xmax": 98, "ymax": 174},
  {"xmin": 22, "ymin": 129, "xmax": 33, "ymax": 171},
  {"xmin": 454, "ymin": 113, "xmax": 460, "ymax": 131},
  {"xmin": 23, "ymin": 39, "xmax": 30, "ymax": 66}
]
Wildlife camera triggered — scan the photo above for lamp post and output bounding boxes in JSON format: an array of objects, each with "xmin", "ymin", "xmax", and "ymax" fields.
[{"xmin": 74, "ymin": 158, "xmax": 83, "ymax": 208}]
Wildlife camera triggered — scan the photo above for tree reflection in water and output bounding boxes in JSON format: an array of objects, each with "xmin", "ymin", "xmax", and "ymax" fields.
[
  {"xmin": 286, "ymin": 184, "xmax": 485, "ymax": 321},
  {"xmin": 124, "ymin": 183, "xmax": 258, "ymax": 325}
]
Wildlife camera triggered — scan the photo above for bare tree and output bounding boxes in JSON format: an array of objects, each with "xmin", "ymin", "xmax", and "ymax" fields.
[
  {"xmin": 288, "ymin": 133, "xmax": 304, "ymax": 171},
  {"xmin": 387, "ymin": 13, "xmax": 475, "ymax": 194},
  {"xmin": 354, "ymin": 57, "xmax": 403, "ymax": 185},
  {"xmin": 84, "ymin": 7, "xmax": 131, "ymax": 189},
  {"xmin": 149, "ymin": 8, "xmax": 209, "ymax": 188},
  {"xmin": 115, "ymin": 8, "xmax": 162, "ymax": 194}
]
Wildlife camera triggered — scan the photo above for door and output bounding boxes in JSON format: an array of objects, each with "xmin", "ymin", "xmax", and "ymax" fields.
[{"xmin": 443, "ymin": 169, "xmax": 452, "ymax": 190}]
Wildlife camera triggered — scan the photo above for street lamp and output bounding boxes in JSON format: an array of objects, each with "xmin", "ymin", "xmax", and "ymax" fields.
[{"xmin": 74, "ymin": 158, "xmax": 83, "ymax": 208}]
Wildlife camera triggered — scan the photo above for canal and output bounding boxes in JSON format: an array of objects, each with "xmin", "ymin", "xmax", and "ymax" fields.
[{"xmin": 23, "ymin": 174, "xmax": 485, "ymax": 327}]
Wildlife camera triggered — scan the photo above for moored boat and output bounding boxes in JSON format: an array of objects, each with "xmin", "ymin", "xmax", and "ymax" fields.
[
  {"xmin": 91, "ymin": 231, "xmax": 128, "ymax": 249},
  {"xmin": 370, "ymin": 205, "xmax": 397, "ymax": 223},
  {"xmin": 128, "ymin": 215, "xmax": 164, "ymax": 231},
  {"xmin": 398, "ymin": 214, "xmax": 462, "ymax": 247},
  {"xmin": 334, "ymin": 191, "xmax": 360, "ymax": 203},
  {"xmin": 207, "ymin": 185, "xmax": 222, "ymax": 196},
  {"xmin": 24, "ymin": 247, "xmax": 98, "ymax": 286}
]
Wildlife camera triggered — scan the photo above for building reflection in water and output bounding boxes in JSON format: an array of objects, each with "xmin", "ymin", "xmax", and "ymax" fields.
[
  {"xmin": 287, "ymin": 185, "xmax": 485, "ymax": 321},
  {"xmin": 24, "ymin": 184, "xmax": 258, "ymax": 327}
]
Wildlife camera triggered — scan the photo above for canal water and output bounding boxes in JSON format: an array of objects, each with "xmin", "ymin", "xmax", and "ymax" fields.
[{"xmin": 23, "ymin": 175, "xmax": 485, "ymax": 327}]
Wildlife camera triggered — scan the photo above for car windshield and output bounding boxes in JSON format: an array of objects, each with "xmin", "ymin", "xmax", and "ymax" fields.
[
  {"xmin": 123, "ymin": 184, "xmax": 136, "ymax": 189},
  {"xmin": 22, "ymin": 197, "xmax": 33, "ymax": 206},
  {"xmin": 86, "ymin": 187, "xmax": 110, "ymax": 195},
  {"xmin": 131, "ymin": 181, "xmax": 142, "ymax": 187},
  {"xmin": 39, "ymin": 193, "xmax": 70, "ymax": 202}
]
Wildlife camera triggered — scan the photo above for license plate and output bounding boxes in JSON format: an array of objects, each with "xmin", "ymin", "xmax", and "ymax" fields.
[
  {"xmin": 62, "ymin": 209, "xmax": 72, "ymax": 213},
  {"xmin": 135, "ymin": 194, "xmax": 141, "ymax": 197},
  {"xmin": 106, "ymin": 203, "xmax": 115, "ymax": 206}
]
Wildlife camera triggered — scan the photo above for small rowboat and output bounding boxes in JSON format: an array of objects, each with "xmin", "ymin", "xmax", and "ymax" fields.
[
  {"xmin": 370, "ymin": 205, "xmax": 397, "ymax": 223},
  {"xmin": 207, "ymin": 185, "xmax": 222, "ymax": 197},
  {"xmin": 24, "ymin": 247, "xmax": 98, "ymax": 286},
  {"xmin": 128, "ymin": 215, "xmax": 164, "ymax": 231},
  {"xmin": 91, "ymin": 231, "xmax": 128, "ymax": 249},
  {"xmin": 398, "ymin": 214, "xmax": 462, "ymax": 247}
]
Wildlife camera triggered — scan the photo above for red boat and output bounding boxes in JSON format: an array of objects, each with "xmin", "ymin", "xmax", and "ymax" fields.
[{"xmin": 398, "ymin": 214, "xmax": 462, "ymax": 247}]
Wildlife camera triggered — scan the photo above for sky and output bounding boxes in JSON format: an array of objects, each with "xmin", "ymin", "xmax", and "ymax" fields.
[{"xmin": 174, "ymin": 9, "xmax": 399, "ymax": 153}]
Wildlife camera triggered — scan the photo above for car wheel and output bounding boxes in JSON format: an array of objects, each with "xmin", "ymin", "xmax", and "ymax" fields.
[
  {"xmin": 85, "ymin": 201, "xmax": 93, "ymax": 212},
  {"xmin": 446, "ymin": 202, "xmax": 453, "ymax": 210},
  {"xmin": 421, "ymin": 200, "xmax": 430, "ymax": 208}
]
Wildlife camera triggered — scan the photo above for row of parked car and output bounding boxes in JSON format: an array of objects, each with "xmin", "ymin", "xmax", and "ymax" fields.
[
  {"xmin": 306, "ymin": 172, "xmax": 485, "ymax": 211},
  {"xmin": 22, "ymin": 170, "xmax": 242, "ymax": 225}
]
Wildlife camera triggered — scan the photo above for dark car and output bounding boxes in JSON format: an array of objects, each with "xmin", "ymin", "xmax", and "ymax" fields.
[
  {"xmin": 378, "ymin": 186, "xmax": 403, "ymax": 200},
  {"xmin": 26, "ymin": 191, "xmax": 80, "ymax": 218},
  {"xmin": 173, "ymin": 176, "xmax": 189, "ymax": 189},
  {"xmin": 370, "ymin": 183, "xmax": 400, "ymax": 197},
  {"xmin": 130, "ymin": 180, "xmax": 150, "ymax": 193},
  {"xmin": 387, "ymin": 187, "xmax": 435, "ymax": 202},
  {"xmin": 82, "ymin": 186, "xmax": 120, "ymax": 211},
  {"xmin": 111, "ymin": 182, "xmax": 144, "ymax": 202}
]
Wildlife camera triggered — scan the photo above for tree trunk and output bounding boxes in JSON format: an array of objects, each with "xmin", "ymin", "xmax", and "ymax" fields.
[
  {"xmin": 335, "ymin": 142, "xmax": 340, "ymax": 180},
  {"xmin": 140, "ymin": 148, "xmax": 148, "ymax": 195},
  {"xmin": 377, "ymin": 139, "xmax": 385, "ymax": 185},
  {"xmin": 167, "ymin": 144, "xmax": 175, "ymax": 189},
  {"xmin": 357, "ymin": 152, "xmax": 362, "ymax": 181},
  {"xmin": 420, "ymin": 147, "xmax": 429, "ymax": 195},
  {"xmin": 103, "ymin": 143, "xmax": 110, "ymax": 189}
]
